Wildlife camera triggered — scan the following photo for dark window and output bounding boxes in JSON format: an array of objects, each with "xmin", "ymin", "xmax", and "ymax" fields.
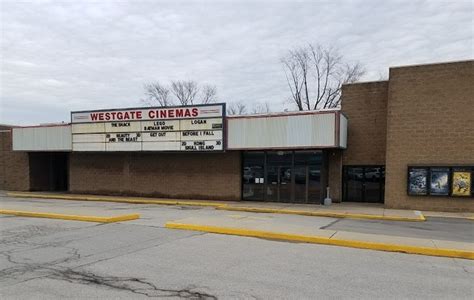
[
  {"xmin": 242, "ymin": 151, "xmax": 324, "ymax": 203},
  {"xmin": 343, "ymin": 166, "xmax": 385, "ymax": 203},
  {"xmin": 242, "ymin": 152, "xmax": 265, "ymax": 201},
  {"xmin": 29, "ymin": 153, "xmax": 69, "ymax": 191}
]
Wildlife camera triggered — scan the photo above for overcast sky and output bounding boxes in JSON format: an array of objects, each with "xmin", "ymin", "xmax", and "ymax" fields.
[{"xmin": 1, "ymin": 0, "xmax": 472, "ymax": 125}]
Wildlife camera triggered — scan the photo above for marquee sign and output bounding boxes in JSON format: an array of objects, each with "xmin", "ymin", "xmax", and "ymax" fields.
[{"xmin": 71, "ymin": 103, "xmax": 225, "ymax": 152}]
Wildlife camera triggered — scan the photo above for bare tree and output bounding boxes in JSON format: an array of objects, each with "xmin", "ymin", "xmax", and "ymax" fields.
[
  {"xmin": 227, "ymin": 101, "xmax": 248, "ymax": 115},
  {"xmin": 281, "ymin": 53, "xmax": 304, "ymax": 110},
  {"xmin": 377, "ymin": 70, "xmax": 389, "ymax": 81},
  {"xmin": 142, "ymin": 80, "xmax": 218, "ymax": 106},
  {"xmin": 142, "ymin": 82, "xmax": 173, "ymax": 106},
  {"xmin": 251, "ymin": 102, "xmax": 271, "ymax": 114},
  {"xmin": 226, "ymin": 101, "xmax": 271, "ymax": 115},
  {"xmin": 170, "ymin": 80, "xmax": 199, "ymax": 105},
  {"xmin": 293, "ymin": 48, "xmax": 311, "ymax": 110},
  {"xmin": 201, "ymin": 84, "xmax": 217, "ymax": 104},
  {"xmin": 282, "ymin": 44, "xmax": 365, "ymax": 110}
]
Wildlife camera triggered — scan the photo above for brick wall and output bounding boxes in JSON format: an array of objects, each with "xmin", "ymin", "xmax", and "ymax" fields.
[
  {"xmin": 385, "ymin": 61, "xmax": 474, "ymax": 212},
  {"xmin": 327, "ymin": 149, "xmax": 343, "ymax": 202},
  {"xmin": 328, "ymin": 81, "xmax": 388, "ymax": 202},
  {"xmin": 0, "ymin": 128, "xmax": 30, "ymax": 191},
  {"xmin": 69, "ymin": 151, "xmax": 242, "ymax": 200},
  {"xmin": 341, "ymin": 81, "xmax": 388, "ymax": 165}
]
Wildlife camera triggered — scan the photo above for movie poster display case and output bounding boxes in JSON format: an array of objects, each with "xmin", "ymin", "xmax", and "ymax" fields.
[{"xmin": 407, "ymin": 166, "xmax": 473, "ymax": 197}]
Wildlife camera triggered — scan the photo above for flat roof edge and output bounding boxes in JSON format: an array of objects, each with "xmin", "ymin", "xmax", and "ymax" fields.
[
  {"xmin": 13, "ymin": 123, "xmax": 71, "ymax": 129},
  {"xmin": 227, "ymin": 109, "xmax": 340, "ymax": 119},
  {"xmin": 389, "ymin": 59, "xmax": 474, "ymax": 70}
]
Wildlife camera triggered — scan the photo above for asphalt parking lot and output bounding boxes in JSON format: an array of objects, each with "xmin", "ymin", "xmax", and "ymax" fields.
[{"xmin": 1, "ymin": 196, "xmax": 473, "ymax": 299}]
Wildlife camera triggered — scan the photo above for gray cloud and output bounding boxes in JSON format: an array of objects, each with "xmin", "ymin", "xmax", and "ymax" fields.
[{"xmin": 1, "ymin": 0, "xmax": 472, "ymax": 125}]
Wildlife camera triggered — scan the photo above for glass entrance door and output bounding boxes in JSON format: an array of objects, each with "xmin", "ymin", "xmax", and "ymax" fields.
[
  {"xmin": 343, "ymin": 166, "xmax": 385, "ymax": 203},
  {"xmin": 266, "ymin": 151, "xmax": 292, "ymax": 202},
  {"xmin": 279, "ymin": 165, "xmax": 292, "ymax": 202},
  {"xmin": 242, "ymin": 151, "xmax": 324, "ymax": 203},
  {"xmin": 242, "ymin": 152, "xmax": 265, "ymax": 201},
  {"xmin": 266, "ymin": 165, "xmax": 279, "ymax": 202},
  {"xmin": 345, "ymin": 167, "xmax": 364, "ymax": 202},
  {"xmin": 293, "ymin": 166, "xmax": 308, "ymax": 203}
]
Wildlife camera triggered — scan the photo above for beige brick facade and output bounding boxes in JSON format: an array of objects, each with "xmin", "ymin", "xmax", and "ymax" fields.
[
  {"xmin": 332, "ymin": 60, "xmax": 474, "ymax": 212},
  {"xmin": 327, "ymin": 149, "xmax": 343, "ymax": 202},
  {"xmin": 341, "ymin": 81, "xmax": 388, "ymax": 165},
  {"xmin": 69, "ymin": 151, "xmax": 242, "ymax": 201},
  {"xmin": 384, "ymin": 61, "xmax": 474, "ymax": 211},
  {"xmin": 328, "ymin": 81, "xmax": 388, "ymax": 203},
  {"xmin": 0, "ymin": 127, "xmax": 30, "ymax": 191}
]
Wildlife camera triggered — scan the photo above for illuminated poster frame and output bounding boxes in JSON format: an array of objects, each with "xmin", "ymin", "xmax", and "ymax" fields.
[
  {"xmin": 407, "ymin": 167, "xmax": 428, "ymax": 196},
  {"xmin": 451, "ymin": 167, "xmax": 472, "ymax": 197},
  {"xmin": 407, "ymin": 166, "xmax": 473, "ymax": 198},
  {"xmin": 429, "ymin": 167, "xmax": 450, "ymax": 196}
]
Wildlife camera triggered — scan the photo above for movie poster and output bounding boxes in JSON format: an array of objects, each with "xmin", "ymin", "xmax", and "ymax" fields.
[
  {"xmin": 452, "ymin": 169, "xmax": 471, "ymax": 196},
  {"xmin": 430, "ymin": 168, "xmax": 450, "ymax": 196},
  {"xmin": 408, "ymin": 167, "xmax": 428, "ymax": 195}
]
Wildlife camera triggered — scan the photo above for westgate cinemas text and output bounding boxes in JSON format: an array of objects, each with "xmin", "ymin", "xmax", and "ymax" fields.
[{"xmin": 90, "ymin": 107, "xmax": 199, "ymax": 122}]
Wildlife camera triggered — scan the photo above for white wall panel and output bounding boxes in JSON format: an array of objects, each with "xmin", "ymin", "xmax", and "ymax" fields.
[
  {"xmin": 311, "ymin": 113, "xmax": 335, "ymax": 146},
  {"xmin": 106, "ymin": 142, "xmax": 142, "ymax": 151},
  {"xmin": 72, "ymin": 123, "xmax": 105, "ymax": 134},
  {"xmin": 72, "ymin": 142, "xmax": 105, "ymax": 151},
  {"xmin": 227, "ymin": 112, "xmax": 342, "ymax": 149},
  {"xmin": 287, "ymin": 115, "xmax": 312, "ymax": 147},
  {"xmin": 13, "ymin": 125, "xmax": 72, "ymax": 151},
  {"xmin": 266, "ymin": 117, "xmax": 288, "ymax": 147},
  {"xmin": 339, "ymin": 114, "xmax": 348, "ymax": 148},
  {"xmin": 142, "ymin": 141, "xmax": 181, "ymax": 151},
  {"xmin": 72, "ymin": 133, "xmax": 106, "ymax": 143}
]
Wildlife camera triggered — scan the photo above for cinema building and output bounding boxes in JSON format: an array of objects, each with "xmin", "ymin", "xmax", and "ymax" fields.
[{"xmin": 1, "ymin": 60, "xmax": 473, "ymax": 212}]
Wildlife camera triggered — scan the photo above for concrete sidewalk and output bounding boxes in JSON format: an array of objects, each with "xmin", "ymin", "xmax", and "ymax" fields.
[
  {"xmin": 5, "ymin": 191, "xmax": 435, "ymax": 221},
  {"xmin": 166, "ymin": 214, "xmax": 474, "ymax": 259}
]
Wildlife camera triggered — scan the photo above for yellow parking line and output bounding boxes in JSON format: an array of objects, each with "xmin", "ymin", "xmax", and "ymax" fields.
[
  {"xmin": 0, "ymin": 209, "xmax": 140, "ymax": 223},
  {"xmin": 165, "ymin": 222, "xmax": 474, "ymax": 260}
]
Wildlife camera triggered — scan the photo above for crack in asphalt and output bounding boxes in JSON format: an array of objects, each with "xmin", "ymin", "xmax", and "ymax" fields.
[
  {"xmin": 47, "ymin": 268, "xmax": 217, "ymax": 299},
  {"xmin": 0, "ymin": 244, "xmax": 81, "ymax": 279},
  {"xmin": 0, "ymin": 224, "xmax": 213, "ymax": 298},
  {"xmin": 0, "ymin": 223, "xmax": 102, "ymax": 246},
  {"xmin": 1, "ymin": 247, "xmax": 216, "ymax": 299}
]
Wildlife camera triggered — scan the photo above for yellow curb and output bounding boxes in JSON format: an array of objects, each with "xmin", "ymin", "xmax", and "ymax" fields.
[
  {"xmin": 165, "ymin": 222, "xmax": 474, "ymax": 260},
  {"xmin": 0, "ymin": 209, "xmax": 140, "ymax": 223},
  {"xmin": 421, "ymin": 213, "xmax": 474, "ymax": 221},
  {"xmin": 6, "ymin": 192, "xmax": 427, "ymax": 222},
  {"xmin": 217, "ymin": 206, "xmax": 426, "ymax": 222},
  {"xmin": 6, "ymin": 192, "xmax": 224, "ymax": 208}
]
